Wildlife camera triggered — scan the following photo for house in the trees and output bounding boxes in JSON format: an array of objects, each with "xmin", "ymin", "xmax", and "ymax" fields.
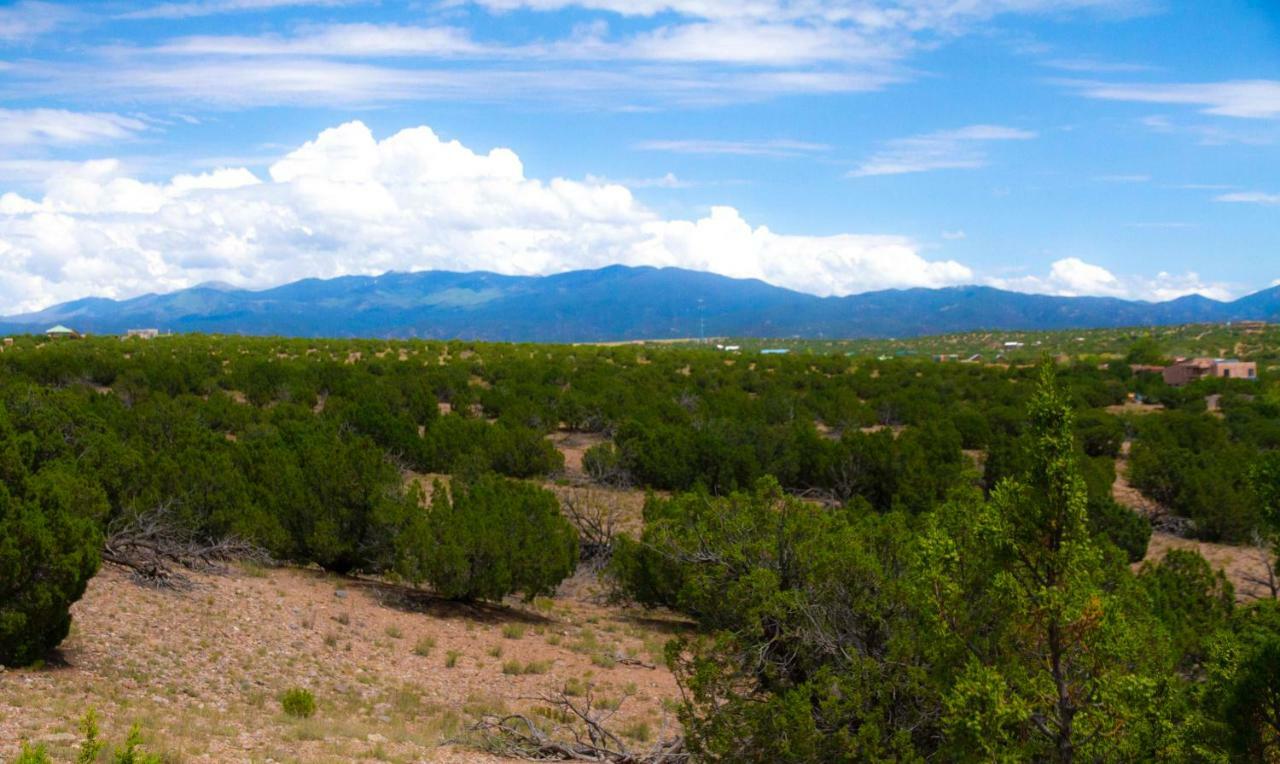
[
  {"xmin": 1162, "ymin": 357, "xmax": 1257, "ymax": 386},
  {"xmin": 44, "ymin": 325, "xmax": 80, "ymax": 339}
]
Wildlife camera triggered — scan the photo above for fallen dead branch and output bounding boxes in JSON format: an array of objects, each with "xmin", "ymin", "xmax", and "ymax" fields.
[
  {"xmin": 103, "ymin": 501, "xmax": 272, "ymax": 590},
  {"xmin": 466, "ymin": 690, "xmax": 686, "ymax": 763}
]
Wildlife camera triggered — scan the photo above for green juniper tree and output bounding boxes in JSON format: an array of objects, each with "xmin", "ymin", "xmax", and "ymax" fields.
[{"xmin": 919, "ymin": 363, "xmax": 1175, "ymax": 762}]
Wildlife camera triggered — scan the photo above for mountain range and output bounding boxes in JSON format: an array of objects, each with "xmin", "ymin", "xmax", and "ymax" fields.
[{"xmin": 3, "ymin": 266, "xmax": 1278, "ymax": 342}]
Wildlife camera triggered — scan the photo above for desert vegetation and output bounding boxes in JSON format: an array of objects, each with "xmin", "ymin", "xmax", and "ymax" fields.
[{"xmin": 1, "ymin": 329, "xmax": 1278, "ymax": 761}]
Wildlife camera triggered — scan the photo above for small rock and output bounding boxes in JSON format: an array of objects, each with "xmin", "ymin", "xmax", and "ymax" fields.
[
  {"xmin": 367, "ymin": 733, "xmax": 387, "ymax": 744},
  {"xmin": 334, "ymin": 590, "xmax": 348, "ymax": 599}
]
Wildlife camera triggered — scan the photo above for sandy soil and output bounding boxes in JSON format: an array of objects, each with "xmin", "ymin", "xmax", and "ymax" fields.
[
  {"xmin": 0, "ymin": 565, "xmax": 685, "ymax": 763},
  {"xmin": 1143, "ymin": 533, "xmax": 1276, "ymax": 601},
  {"xmin": 545, "ymin": 431, "xmax": 610, "ymax": 476}
]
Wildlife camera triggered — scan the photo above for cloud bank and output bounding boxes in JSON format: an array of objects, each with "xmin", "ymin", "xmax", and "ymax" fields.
[{"xmin": 0, "ymin": 121, "xmax": 973, "ymax": 313}]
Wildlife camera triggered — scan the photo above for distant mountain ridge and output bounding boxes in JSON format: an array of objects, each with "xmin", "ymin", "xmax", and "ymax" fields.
[{"xmin": 2, "ymin": 265, "xmax": 1278, "ymax": 342}]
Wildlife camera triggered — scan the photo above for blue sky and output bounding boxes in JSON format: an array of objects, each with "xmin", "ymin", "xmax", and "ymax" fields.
[{"xmin": 0, "ymin": 0, "xmax": 1277, "ymax": 313}]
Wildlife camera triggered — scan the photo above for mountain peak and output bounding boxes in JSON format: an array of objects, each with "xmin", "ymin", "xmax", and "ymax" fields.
[{"xmin": 2, "ymin": 266, "xmax": 1275, "ymax": 342}]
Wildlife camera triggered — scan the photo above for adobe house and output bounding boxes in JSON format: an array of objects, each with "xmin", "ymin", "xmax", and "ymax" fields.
[{"xmin": 1162, "ymin": 357, "xmax": 1257, "ymax": 386}]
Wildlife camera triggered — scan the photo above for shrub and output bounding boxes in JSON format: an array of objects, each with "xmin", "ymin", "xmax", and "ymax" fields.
[
  {"xmin": 582, "ymin": 442, "xmax": 628, "ymax": 485},
  {"xmin": 413, "ymin": 636, "xmax": 436, "ymax": 657},
  {"xmin": 110, "ymin": 725, "xmax": 163, "ymax": 764},
  {"xmin": 445, "ymin": 650, "xmax": 461, "ymax": 668},
  {"xmin": 0, "ymin": 464, "xmax": 107, "ymax": 667},
  {"xmin": 420, "ymin": 475, "xmax": 577, "ymax": 602},
  {"xmin": 281, "ymin": 688, "xmax": 316, "ymax": 719},
  {"xmin": 12, "ymin": 744, "xmax": 52, "ymax": 764}
]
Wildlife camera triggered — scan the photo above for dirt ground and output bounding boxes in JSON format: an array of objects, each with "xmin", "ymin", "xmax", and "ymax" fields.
[
  {"xmin": 0, "ymin": 565, "xmax": 686, "ymax": 763},
  {"xmin": 1143, "ymin": 533, "xmax": 1276, "ymax": 601},
  {"xmin": 545, "ymin": 431, "xmax": 610, "ymax": 476}
]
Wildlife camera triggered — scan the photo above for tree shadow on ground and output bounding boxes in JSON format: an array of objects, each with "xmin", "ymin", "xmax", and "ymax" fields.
[{"xmin": 329, "ymin": 573, "xmax": 555, "ymax": 626}]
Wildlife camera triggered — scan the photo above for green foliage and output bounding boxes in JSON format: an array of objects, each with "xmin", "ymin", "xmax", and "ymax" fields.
[
  {"xmin": 582, "ymin": 442, "xmax": 628, "ymax": 485},
  {"xmin": 0, "ymin": 404, "xmax": 107, "ymax": 665},
  {"xmin": 109, "ymin": 725, "xmax": 163, "ymax": 764},
  {"xmin": 918, "ymin": 364, "xmax": 1177, "ymax": 761},
  {"xmin": 615, "ymin": 479, "xmax": 938, "ymax": 761},
  {"xmin": 1087, "ymin": 494, "xmax": 1152, "ymax": 563},
  {"xmin": 1139, "ymin": 550, "xmax": 1234, "ymax": 669},
  {"xmin": 1124, "ymin": 335, "xmax": 1168, "ymax": 366},
  {"xmin": 11, "ymin": 744, "xmax": 52, "ymax": 764},
  {"xmin": 1128, "ymin": 411, "xmax": 1262, "ymax": 542},
  {"xmin": 1197, "ymin": 602, "xmax": 1280, "ymax": 760},
  {"xmin": 77, "ymin": 709, "xmax": 105, "ymax": 764},
  {"xmin": 421, "ymin": 474, "xmax": 577, "ymax": 602},
  {"xmin": 281, "ymin": 688, "xmax": 317, "ymax": 718}
]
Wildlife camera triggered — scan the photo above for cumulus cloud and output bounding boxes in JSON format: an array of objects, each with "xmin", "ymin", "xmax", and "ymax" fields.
[
  {"xmin": 849, "ymin": 124, "xmax": 1036, "ymax": 177},
  {"xmin": 990, "ymin": 257, "xmax": 1233, "ymax": 301},
  {"xmin": 0, "ymin": 121, "xmax": 975, "ymax": 314}
]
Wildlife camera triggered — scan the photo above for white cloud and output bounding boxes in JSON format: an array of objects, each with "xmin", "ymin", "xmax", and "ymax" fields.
[
  {"xmin": 0, "ymin": 120, "xmax": 974, "ymax": 314},
  {"xmin": 0, "ymin": 1, "xmax": 74, "ymax": 43},
  {"xmin": 0, "ymin": 108, "xmax": 147, "ymax": 147},
  {"xmin": 1215, "ymin": 191, "xmax": 1280, "ymax": 206},
  {"xmin": 465, "ymin": 0, "xmax": 1151, "ymax": 25},
  {"xmin": 155, "ymin": 25, "xmax": 483, "ymax": 58},
  {"xmin": 635, "ymin": 138, "xmax": 829, "ymax": 157},
  {"xmin": 1138, "ymin": 114, "xmax": 1276, "ymax": 146},
  {"xmin": 990, "ymin": 257, "xmax": 1234, "ymax": 301},
  {"xmin": 850, "ymin": 124, "xmax": 1036, "ymax": 177},
  {"xmin": 118, "ymin": 0, "xmax": 358, "ymax": 20},
  {"xmin": 3, "ymin": 1, "xmax": 1153, "ymax": 109},
  {"xmin": 1073, "ymin": 79, "xmax": 1280, "ymax": 119}
]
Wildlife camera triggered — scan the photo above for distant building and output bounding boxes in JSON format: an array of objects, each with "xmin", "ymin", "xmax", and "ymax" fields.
[
  {"xmin": 1003, "ymin": 341, "xmax": 1025, "ymax": 348},
  {"xmin": 934, "ymin": 354, "xmax": 961, "ymax": 362},
  {"xmin": 2, "ymin": 337, "xmax": 11, "ymax": 347},
  {"xmin": 760, "ymin": 348, "xmax": 790, "ymax": 355},
  {"xmin": 125, "ymin": 328, "xmax": 160, "ymax": 340},
  {"xmin": 962, "ymin": 353, "xmax": 983, "ymax": 363},
  {"xmin": 1163, "ymin": 357, "xmax": 1257, "ymax": 386},
  {"xmin": 44, "ymin": 325, "xmax": 80, "ymax": 339}
]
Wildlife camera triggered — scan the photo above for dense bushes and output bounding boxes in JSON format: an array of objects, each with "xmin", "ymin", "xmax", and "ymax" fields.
[
  {"xmin": 611, "ymin": 366, "xmax": 1274, "ymax": 761},
  {"xmin": 612, "ymin": 478, "xmax": 933, "ymax": 760},
  {"xmin": 0, "ymin": 406, "xmax": 107, "ymax": 667},
  {"xmin": 1128, "ymin": 411, "xmax": 1262, "ymax": 541},
  {"xmin": 419, "ymin": 475, "xmax": 577, "ymax": 602}
]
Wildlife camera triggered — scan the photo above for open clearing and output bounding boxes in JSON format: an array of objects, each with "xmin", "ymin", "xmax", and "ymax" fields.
[{"xmin": 0, "ymin": 565, "xmax": 685, "ymax": 763}]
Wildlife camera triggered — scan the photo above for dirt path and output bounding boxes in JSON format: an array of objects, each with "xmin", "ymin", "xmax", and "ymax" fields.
[
  {"xmin": 1114, "ymin": 440, "xmax": 1275, "ymax": 601},
  {"xmin": 0, "ymin": 566, "xmax": 684, "ymax": 763}
]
